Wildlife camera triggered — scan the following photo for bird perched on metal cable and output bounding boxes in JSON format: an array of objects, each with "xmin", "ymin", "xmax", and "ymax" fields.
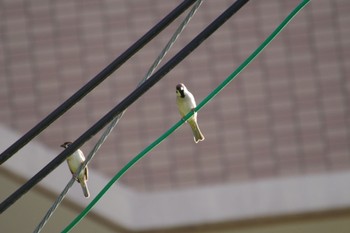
[
  {"xmin": 176, "ymin": 83, "xmax": 205, "ymax": 143},
  {"xmin": 60, "ymin": 142, "xmax": 90, "ymax": 198}
]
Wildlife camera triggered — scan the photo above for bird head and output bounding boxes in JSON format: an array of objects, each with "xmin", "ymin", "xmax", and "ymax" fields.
[
  {"xmin": 60, "ymin": 141, "xmax": 72, "ymax": 149},
  {"xmin": 176, "ymin": 83, "xmax": 186, "ymax": 98}
]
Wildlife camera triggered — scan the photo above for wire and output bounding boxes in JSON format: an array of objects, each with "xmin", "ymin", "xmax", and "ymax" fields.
[
  {"xmin": 33, "ymin": 1, "xmax": 204, "ymax": 232},
  {"xmin": 139, "ymin": 0, "xmax": 203, "ymax": 85},
  {"xmin": 62, "ymin": 0, "xmax": 310, "ymax": 232},
  {"xmin": 0, "ymin": 0, "xmax": 249, "ymax": 214},
  {"xmin": 0, "ymin": 0, "xmax": 197, "ymax": 165},
  {"xmin": 0, "ymin": 0, "xmax": 204, "ymax": 214},
  {"xmin": 33, "ymin": 179, "xmax": 75, "ymax": 233},
  {"xmin": 33, "ymin": 115, "xmax": 119, "ymax": 233}
]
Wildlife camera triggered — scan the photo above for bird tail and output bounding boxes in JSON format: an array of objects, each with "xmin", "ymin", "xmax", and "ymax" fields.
[
  {"xmin": 188, "ymin": 119, "xmax": 205, "ymax": 143},
  {"xmin": 80, "ymin": 181, "xmax": 90, "ymax": 198}
]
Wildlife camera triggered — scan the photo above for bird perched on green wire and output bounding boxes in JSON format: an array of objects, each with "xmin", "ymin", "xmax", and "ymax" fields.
[
  {"xmin": 176, "ymin": 83, "xmax": 205, "ymax": 143},
  {"xmin": 60, "ymin": 142, "xmax": 90, "ymax": 198}
]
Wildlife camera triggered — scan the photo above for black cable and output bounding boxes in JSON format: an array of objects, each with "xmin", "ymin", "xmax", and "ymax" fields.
[
  {"xmin": 0, "ymin": 0, "xmax": 249, "ymax": 213},
  {"xmin": 0, "ymin": 0, "xmax": 197, "ymax": 164}
]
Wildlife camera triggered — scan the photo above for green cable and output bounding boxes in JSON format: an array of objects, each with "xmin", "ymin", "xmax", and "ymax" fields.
[{"xmin": 62, "ymin": 0, "xmax": 310, "ymax": 232}]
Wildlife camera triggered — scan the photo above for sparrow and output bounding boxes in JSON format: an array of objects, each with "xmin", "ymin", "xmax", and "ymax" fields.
[
  {"xmin": 176, "ymin": 83, "xmax": 205, "ymax": 143},
  {"xmin": 60, "ymin": 142, "xmax": 90, "ymax": 198}
]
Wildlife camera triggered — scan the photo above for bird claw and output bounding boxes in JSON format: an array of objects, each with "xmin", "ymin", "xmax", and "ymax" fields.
[
  {"xmin": 181, "ymin": 109, "xmax": 196, "ymax": 123},
  {"xmin": 73, "ymin": 174, "xmax": 79, "ymax": 181}
]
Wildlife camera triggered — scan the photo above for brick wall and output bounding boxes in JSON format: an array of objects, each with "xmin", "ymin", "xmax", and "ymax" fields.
[{"xmin": 0, "ymin": 0, "xmax": 349, "ymax": 191}]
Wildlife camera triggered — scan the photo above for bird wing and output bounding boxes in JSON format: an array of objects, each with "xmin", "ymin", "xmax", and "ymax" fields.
[
  {"xmin": 84, "ymin": 166, "xmax": 89, "ymax": 181},
  {"xmin": 68, "ymin": 166, "xmax": 79, "ymax": 182}
]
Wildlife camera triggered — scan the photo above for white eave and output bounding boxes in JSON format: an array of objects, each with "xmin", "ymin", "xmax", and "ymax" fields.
[{"xmin": 1, "ymin": 125, "xmax": 350, "ymax": 231}]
